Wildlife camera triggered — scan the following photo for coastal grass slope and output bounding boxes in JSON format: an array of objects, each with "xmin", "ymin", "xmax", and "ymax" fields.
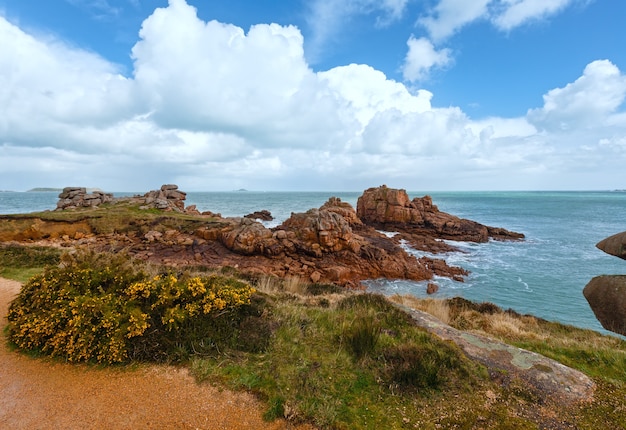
[{"xmin": 1, "ymin": 246, "xmax": 625, "ymax": 428}]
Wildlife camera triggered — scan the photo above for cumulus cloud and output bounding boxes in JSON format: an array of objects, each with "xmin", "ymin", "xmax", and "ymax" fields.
[
  {"xmin": 132, "ymin": 0, "xmax": 353, "ymax": 150},
  {"xmin": 0, "ymin": 0, "xmax": 624, "ymax": 192},
  {"xmin": 528, "ymin": 60, "xmax": 626, "ymax": 131},
  {"xmin": 0, "ymin": 16, "xmax": 136, "ymax": 150},
  {"xmin": 401, "ymin": 36, "xmax": 452, "ymax": 82}
]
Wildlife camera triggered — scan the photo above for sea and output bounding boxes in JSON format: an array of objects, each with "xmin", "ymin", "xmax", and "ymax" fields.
[{"xmin": 1, "ymin": 190, "xmax": 625, "ymax": 336}]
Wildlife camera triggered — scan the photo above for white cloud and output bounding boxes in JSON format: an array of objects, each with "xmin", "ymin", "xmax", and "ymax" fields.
[
  {"xmin": 320, "ymin": 64, "xmax": 432, "ymax": 125},
  {"xmin": 492, "ymin": 0, "xmax": 573, "ymax": 31},
  {"xmin": 0, "ymin": 0, "xmax": 625, "ymax": 192},
  {"xmin": 0, "ymin": 16, "xmax": 136, "ymax": 150},
  {"xmin": 418, "ymin": 0, "xmax": 578, "ymax": 42},
  {"xmin": 418, "ymin": 0, "xmax": 491, "ymax": 42},
  {"xmin": 528, "ymin": 60, "xmax": 626, "ymax": 131},
  {"xmin": 132, "ymin": 1, "xmax": 352, "ymax": 149},
  {"xmin": 401, "ymin": 36, "xmax": 452, "ymax": 82}
]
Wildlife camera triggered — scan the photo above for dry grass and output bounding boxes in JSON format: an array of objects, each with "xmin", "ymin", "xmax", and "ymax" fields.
[
  {"xmin": 255, "ymin": 275, "xmax": 307, "ymax": 295},
  {"xmin": 390, "ymin": 295, "xmax": 451, "ymax": 325}
]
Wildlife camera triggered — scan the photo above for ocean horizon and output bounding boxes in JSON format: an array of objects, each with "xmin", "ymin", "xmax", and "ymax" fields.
[{"xmin": 1, "ymin": 189, "xmax": 625, "ymax": 337}]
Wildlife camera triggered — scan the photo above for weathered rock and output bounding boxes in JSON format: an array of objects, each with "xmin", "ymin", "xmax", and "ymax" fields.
[
  {"xmin": 279, "ymin": 208, "xmax": 358, "ymax": 256},
  {"xmin": 56, "ymin": 187, "xmax": 114, "ymax": 210},
  {"xmin": 426, "ymin": 283, "xmax": 439, "ymax": 294},
  {"xmin": 596, "ymin": 231, "xmax": 626, "ymax": 260},
  {"xmin": 244, "ymin": 210, "xmax": 274, "ymax": 221},
  {"xmin": 583, "ymin": 275, "xmax": 626, "ymax": 336},
  {"xmin": 219, "ymin": 218, "xmax": 279, "ymax": 256},
  {"xmin": 356, "ymin": 185, "xmax": 524, "ymax": 243},
  {"xmin": 141, "ymin": 185, "xmax": 187, "ymax": 212},
  {"xmin": 320, "ymin": 197, "xmax": 362, "ymax": 226}
]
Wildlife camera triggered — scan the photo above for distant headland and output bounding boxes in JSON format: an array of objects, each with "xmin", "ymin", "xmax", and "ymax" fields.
[{"xmin": 27, "ymin": 188, "xmax": 63, "ymax": 192}]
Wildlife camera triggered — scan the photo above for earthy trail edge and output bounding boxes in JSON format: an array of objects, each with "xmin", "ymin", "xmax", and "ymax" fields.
[
  {"xmin": 395, "ymin": 303, "xmax": 596, "ymax": 405},
  {"xmin": 0, "ymin": 278, "xmax": 310, "ymax": 430}
]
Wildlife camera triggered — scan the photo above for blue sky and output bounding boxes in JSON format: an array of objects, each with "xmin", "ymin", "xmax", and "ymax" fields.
[{"xmin": 1, "ymin": 0, "xmax": 625, "ymax": 191}]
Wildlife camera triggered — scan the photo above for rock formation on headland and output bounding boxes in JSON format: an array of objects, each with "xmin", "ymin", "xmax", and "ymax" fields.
[
  {"xmin": 2, "ymin": 184, "xmax": 524, "ymax": 289},
  {"xmin": 583, "ymin": 231, "xmax": 626, "ymax": 336},
  {"xmin": 356, "ymin": 185, "xmax": 524, "ymax": 252},
  {"xmin": 56, "ymin": 187, "xmax": 114, "ymax": 209}
]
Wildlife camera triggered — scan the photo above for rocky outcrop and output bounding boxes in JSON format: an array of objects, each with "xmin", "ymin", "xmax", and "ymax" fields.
[
  {"xmin": 244, "ymin": 210, "xmax": 273, "ymax": 221},
  {"xmin": 56, "ymin": 187, "xmax": 114, "ymax": 210},
  {"xmin": 583, "ymin": 231, "xmax": 626, "ymax": 336},
  {"xmin": 141, "ymin": 184, "xmax": 187, "ymax": 212},
  {"xmin": 320, "ymin": 197, "xmax": 362, "ymax": 226},
  {"xmin": 12, "ymin": 184, "xmax": 526, "ymax": 289},
  {"xmin": 356, "ymin": 185, "xmax": 524, "ymax": 244},
  {"xmin": 279, "ymin": 208, "xmax": 360, "ymax": 256}
]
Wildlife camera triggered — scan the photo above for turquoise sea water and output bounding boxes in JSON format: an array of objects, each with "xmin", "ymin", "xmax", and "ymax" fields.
[{"xmin": 1, "ymin": 190, "xmax": 625, "ymax": 335}]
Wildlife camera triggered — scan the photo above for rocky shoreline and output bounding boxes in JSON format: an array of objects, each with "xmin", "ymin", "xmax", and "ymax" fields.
[{"xmin": 1, "ymin": 184, "xmax": 524, "ymax": 290}]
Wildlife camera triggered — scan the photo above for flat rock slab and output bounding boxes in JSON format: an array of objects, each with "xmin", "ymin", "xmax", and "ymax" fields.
[
  {"xmin": 395, "ymin": 304, "xmax": 595, "ymax": 404},
  {"xmin": 596, "ymin": 231, "xmax": 626, "ymax": 260}
]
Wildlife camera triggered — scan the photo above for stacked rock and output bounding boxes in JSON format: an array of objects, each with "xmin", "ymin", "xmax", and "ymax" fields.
[
  {"xmin": 141, "ymin": 184, "xmax": 187, "ymax": 212},
  {"xmin": 583, "ymin": 231, "xmax": 626, "ymax": 336},
  {"xmin": 56, "ymin": 187, "xmax": 114, "ymax": 210}
]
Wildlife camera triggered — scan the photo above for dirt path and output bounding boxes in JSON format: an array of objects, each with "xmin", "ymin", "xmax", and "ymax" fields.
[{"xmin": 0, "ymin": 277, "xmax": 309, "ymax": 430}]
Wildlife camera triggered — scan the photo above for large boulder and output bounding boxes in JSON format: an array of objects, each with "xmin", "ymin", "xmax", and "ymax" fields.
[
  {"xmin": 596, "ymin": 231, "xmax": 626, "ymax": 260},
  {"xmin": 583, "ymin": 275, "xmax": 626, "ymax": 336}
]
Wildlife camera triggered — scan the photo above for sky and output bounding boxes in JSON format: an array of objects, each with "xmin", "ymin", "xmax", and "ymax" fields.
[{"xmin": 0, "ymin": 0, "xmax": 625, "ymax": 192}]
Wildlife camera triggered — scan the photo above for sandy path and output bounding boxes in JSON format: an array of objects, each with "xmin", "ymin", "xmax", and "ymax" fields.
[{"xmin": 0, "ymin": 277, "xmax": 308, "ymax": 429}]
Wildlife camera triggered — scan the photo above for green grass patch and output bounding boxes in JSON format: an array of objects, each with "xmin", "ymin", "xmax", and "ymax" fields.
[
  {"xmin": 191, "ymin": 293, "xmax": 487, "ymax": 428},
  {"xmin": 0, "ymin": 244, "xmax": 61, "ymax": 282}
]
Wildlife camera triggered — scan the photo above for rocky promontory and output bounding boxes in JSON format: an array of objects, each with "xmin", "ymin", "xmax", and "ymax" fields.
[
  {"xmin": 1, "ymin": 185, "xmax": 524, "ymax": 289},
  {"xmin": 356, "ymin": 185, "xmax": 524, "ymax": 252}
]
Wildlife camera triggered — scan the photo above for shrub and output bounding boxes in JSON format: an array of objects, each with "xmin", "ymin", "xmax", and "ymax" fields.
[{"xmin": 7, "ymin": 250, "xmax": 256, "ymax": 364}]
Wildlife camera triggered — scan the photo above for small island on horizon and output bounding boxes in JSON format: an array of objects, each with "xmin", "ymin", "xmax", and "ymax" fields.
[{"xmin": 26, "ymin": 188, "xmax": 63, "ymax": 192}]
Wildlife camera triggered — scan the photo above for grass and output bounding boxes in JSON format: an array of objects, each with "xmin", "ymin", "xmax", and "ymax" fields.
[
  {"xmin": 0, "ymin": 244, "xmax": 61, "ymax": 282},
  {"xmin": 190, "ymin": 293, "xmax": 492, "ymax": 429},
  {"xmin": 0, "ymin": 200, "xmax": 224, "ymax": 238}
]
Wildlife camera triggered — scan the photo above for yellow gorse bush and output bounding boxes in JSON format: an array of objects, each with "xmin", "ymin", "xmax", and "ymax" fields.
[{"xmin": 7, "ymin": 251, "xmax": 255, "ymax": 364}]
